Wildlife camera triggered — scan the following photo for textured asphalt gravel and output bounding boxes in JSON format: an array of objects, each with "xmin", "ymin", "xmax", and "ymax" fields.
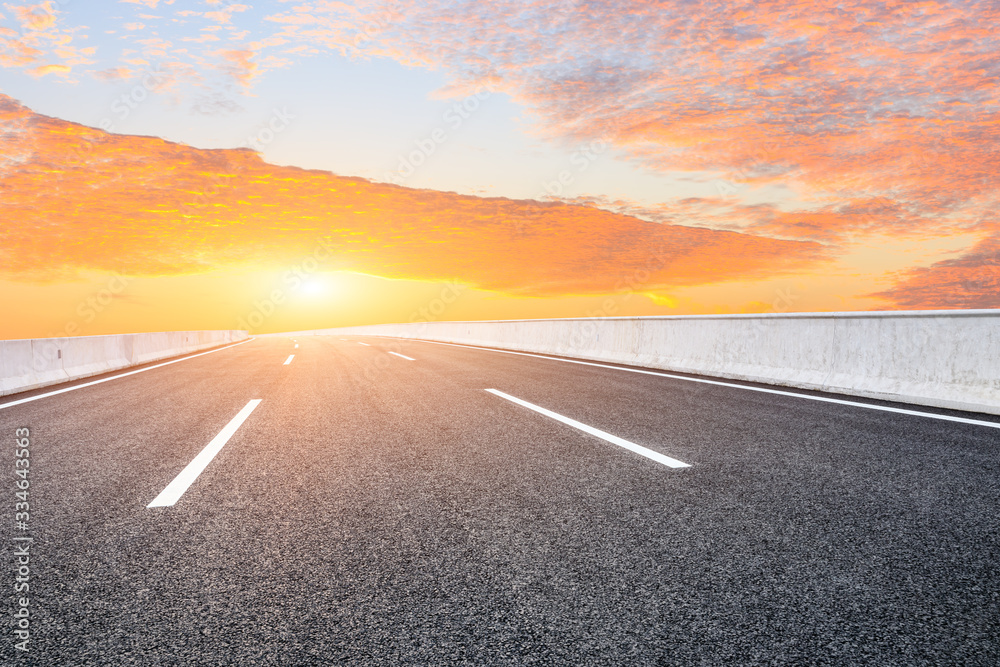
[{"xmin": 1, "ymin": 335, "xmax": 998, "ymax": 665}]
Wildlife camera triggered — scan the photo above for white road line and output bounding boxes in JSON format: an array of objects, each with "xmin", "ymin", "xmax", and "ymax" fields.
[
  {"xmin": 294, "ymin": 344, "xmax": 299, "ymax": 349},
  {"xmin": 357, "ymin": 342, "xmax": 370, "ymax": 346},
  {"xmin": 486, "ymin": 389, "xmax": 690, "ymax": 468},
  {"xmin": 147, "ymin": 399, "xmax": 262, "ymax": 508},
  {"xmin": 0, "ymin": 338, "xmax": 255, "ymax": 411},
  {"xmin": 283, "ymin": 354, "xmax": 295, "ymax": 365},
  {"xmin": 388, "ymin": 351, "xmax": 415, "ymax": 361},
  {"xmin": 393, "ymin": 339, "xmax": 1000, "ymax": 431}
]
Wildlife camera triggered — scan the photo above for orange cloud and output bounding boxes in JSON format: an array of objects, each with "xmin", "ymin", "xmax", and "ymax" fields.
[
  {"xmin": 12, "ymin": 2, "xmax": 56, "ymax": 31},
  {"xmin": 0, "ymin": 94, "xmax": 825, "ymax": 297},
  {"xmin": 217, "ymin": 48, "xmax": 256, "ymax": 87},
  {"xmin": 29, "ymin": 62, "xmax": 69, "ymax": 76},
  {"xmin": 93, "ymin": 65, "xmax": 137, "ymax": 81},
  {"xmin": 0, "ymin": 1, "xmax": 93, "ymax": 74},
  {"xmin": 871, "ymin": 237, "xmax": 1000, "ymax": 309},
  {"xmin": 555, "ymin": 195, "xmax": 945, "ymax": 244}
]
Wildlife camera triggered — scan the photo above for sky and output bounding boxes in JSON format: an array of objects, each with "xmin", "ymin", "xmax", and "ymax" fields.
[{"xmin": 0, "ymin": 0, "xmax": 998, "ymax": 338}]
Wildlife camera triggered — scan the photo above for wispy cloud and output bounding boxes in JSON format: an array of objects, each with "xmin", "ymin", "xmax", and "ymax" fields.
[
  {"xmin": 0, "ymin": 1, "xmax": 94, "ymax": 76},
  {"xmin": 216, "ymin": 47, "xmax": 256, "ymax": 88},
  {"xmin": 120, "ymin": 0, "xmax": 166, "ymax": 8},
  {"xmin": 257, "ymin": 0, "xmax": 1000, "ymax": 242}
]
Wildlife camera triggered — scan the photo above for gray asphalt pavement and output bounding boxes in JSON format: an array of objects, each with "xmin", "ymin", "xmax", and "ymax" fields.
[{"xmin": 2, "ymin": 335, "xmax": 998, "ymax": 665}]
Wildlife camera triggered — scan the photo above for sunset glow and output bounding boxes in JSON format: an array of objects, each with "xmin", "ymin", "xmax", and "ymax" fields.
[{"xmin": 1, "ymin": 1, "xmax": 997, "ymax": 337}]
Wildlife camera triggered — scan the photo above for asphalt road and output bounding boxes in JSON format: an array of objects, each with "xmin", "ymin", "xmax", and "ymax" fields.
[{"xmin": 2, "ymin": 335, "xmax": 998, "ymax": 665}]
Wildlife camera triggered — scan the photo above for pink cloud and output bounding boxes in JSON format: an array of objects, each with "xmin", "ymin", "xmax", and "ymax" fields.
[
  {"xmin": 0, "ymin": 1, "xmax": 93, "ymax": 74},
  {"xmin": 254, "ymin": 0, "xmax": 1000, "ymax": 247},
  {"xmin": 119, "ymin": 0, "xmax": 164, "ymax": 8},
  {"xmin": 216, "ymin": 48, "xmax": 257, "ymax": 87}
]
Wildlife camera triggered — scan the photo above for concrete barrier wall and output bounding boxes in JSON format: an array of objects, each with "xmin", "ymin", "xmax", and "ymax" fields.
[
  {"xmin": 280, "ymin": 310, "xmax": 1000, "ymax": 416},
  {"xmin": 0, "ymin": 330, "xmax": 248, "ymax": 397}
]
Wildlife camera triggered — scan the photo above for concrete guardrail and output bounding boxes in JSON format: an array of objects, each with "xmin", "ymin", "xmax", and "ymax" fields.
[
  {"xmin": 0, "ymin": 330, "xmax": 248, "ymax": 397},
  {"xmin": 279, "ymin": 310, "xmax": 999, "ymax": 416}
]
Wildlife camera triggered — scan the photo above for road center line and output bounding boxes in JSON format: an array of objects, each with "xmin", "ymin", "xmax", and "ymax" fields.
[
  {"xmin": 0, "ymin": 338, "xmax": 254, "ymax": 411},
  {"xmin": 294, "ymin": 344, "xmax": 299, "ymax": 349},
  {"xmin": 388, "ymin": 351, "xmax": 415, "ymax": 361},
  {"xmin": 393, "ymin": 338, "xmax": 1000, "ymax": 431},
  {"xmin": 283, "ymin": 354, "xmax": 295, "ymax": 365},
  {"xmin": 357, "ymin": 342, "xmax": 370, "ymax": 346},
  {"xmin": 147, "ymin": 399, "xmax": 262, "ymax": 508},
  {"xmin": 485, "ymin": 388, "xmax": 690, "ymax": 469}
]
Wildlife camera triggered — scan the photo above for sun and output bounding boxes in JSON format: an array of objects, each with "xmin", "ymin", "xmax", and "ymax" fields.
[{"xmin": 301, "ymin": 279, "xmax": 325, "ymax": 296}]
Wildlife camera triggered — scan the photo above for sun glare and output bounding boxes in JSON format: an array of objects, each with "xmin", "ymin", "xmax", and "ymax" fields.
[{"xmin": 301, "ymin": 279, "xmax": 326, "ymax": 296}]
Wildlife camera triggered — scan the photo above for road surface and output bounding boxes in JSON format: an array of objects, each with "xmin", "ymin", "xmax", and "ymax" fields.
[{"xmin": 2, "ymin": 335, "xmax": 998, "ymax": 665}]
